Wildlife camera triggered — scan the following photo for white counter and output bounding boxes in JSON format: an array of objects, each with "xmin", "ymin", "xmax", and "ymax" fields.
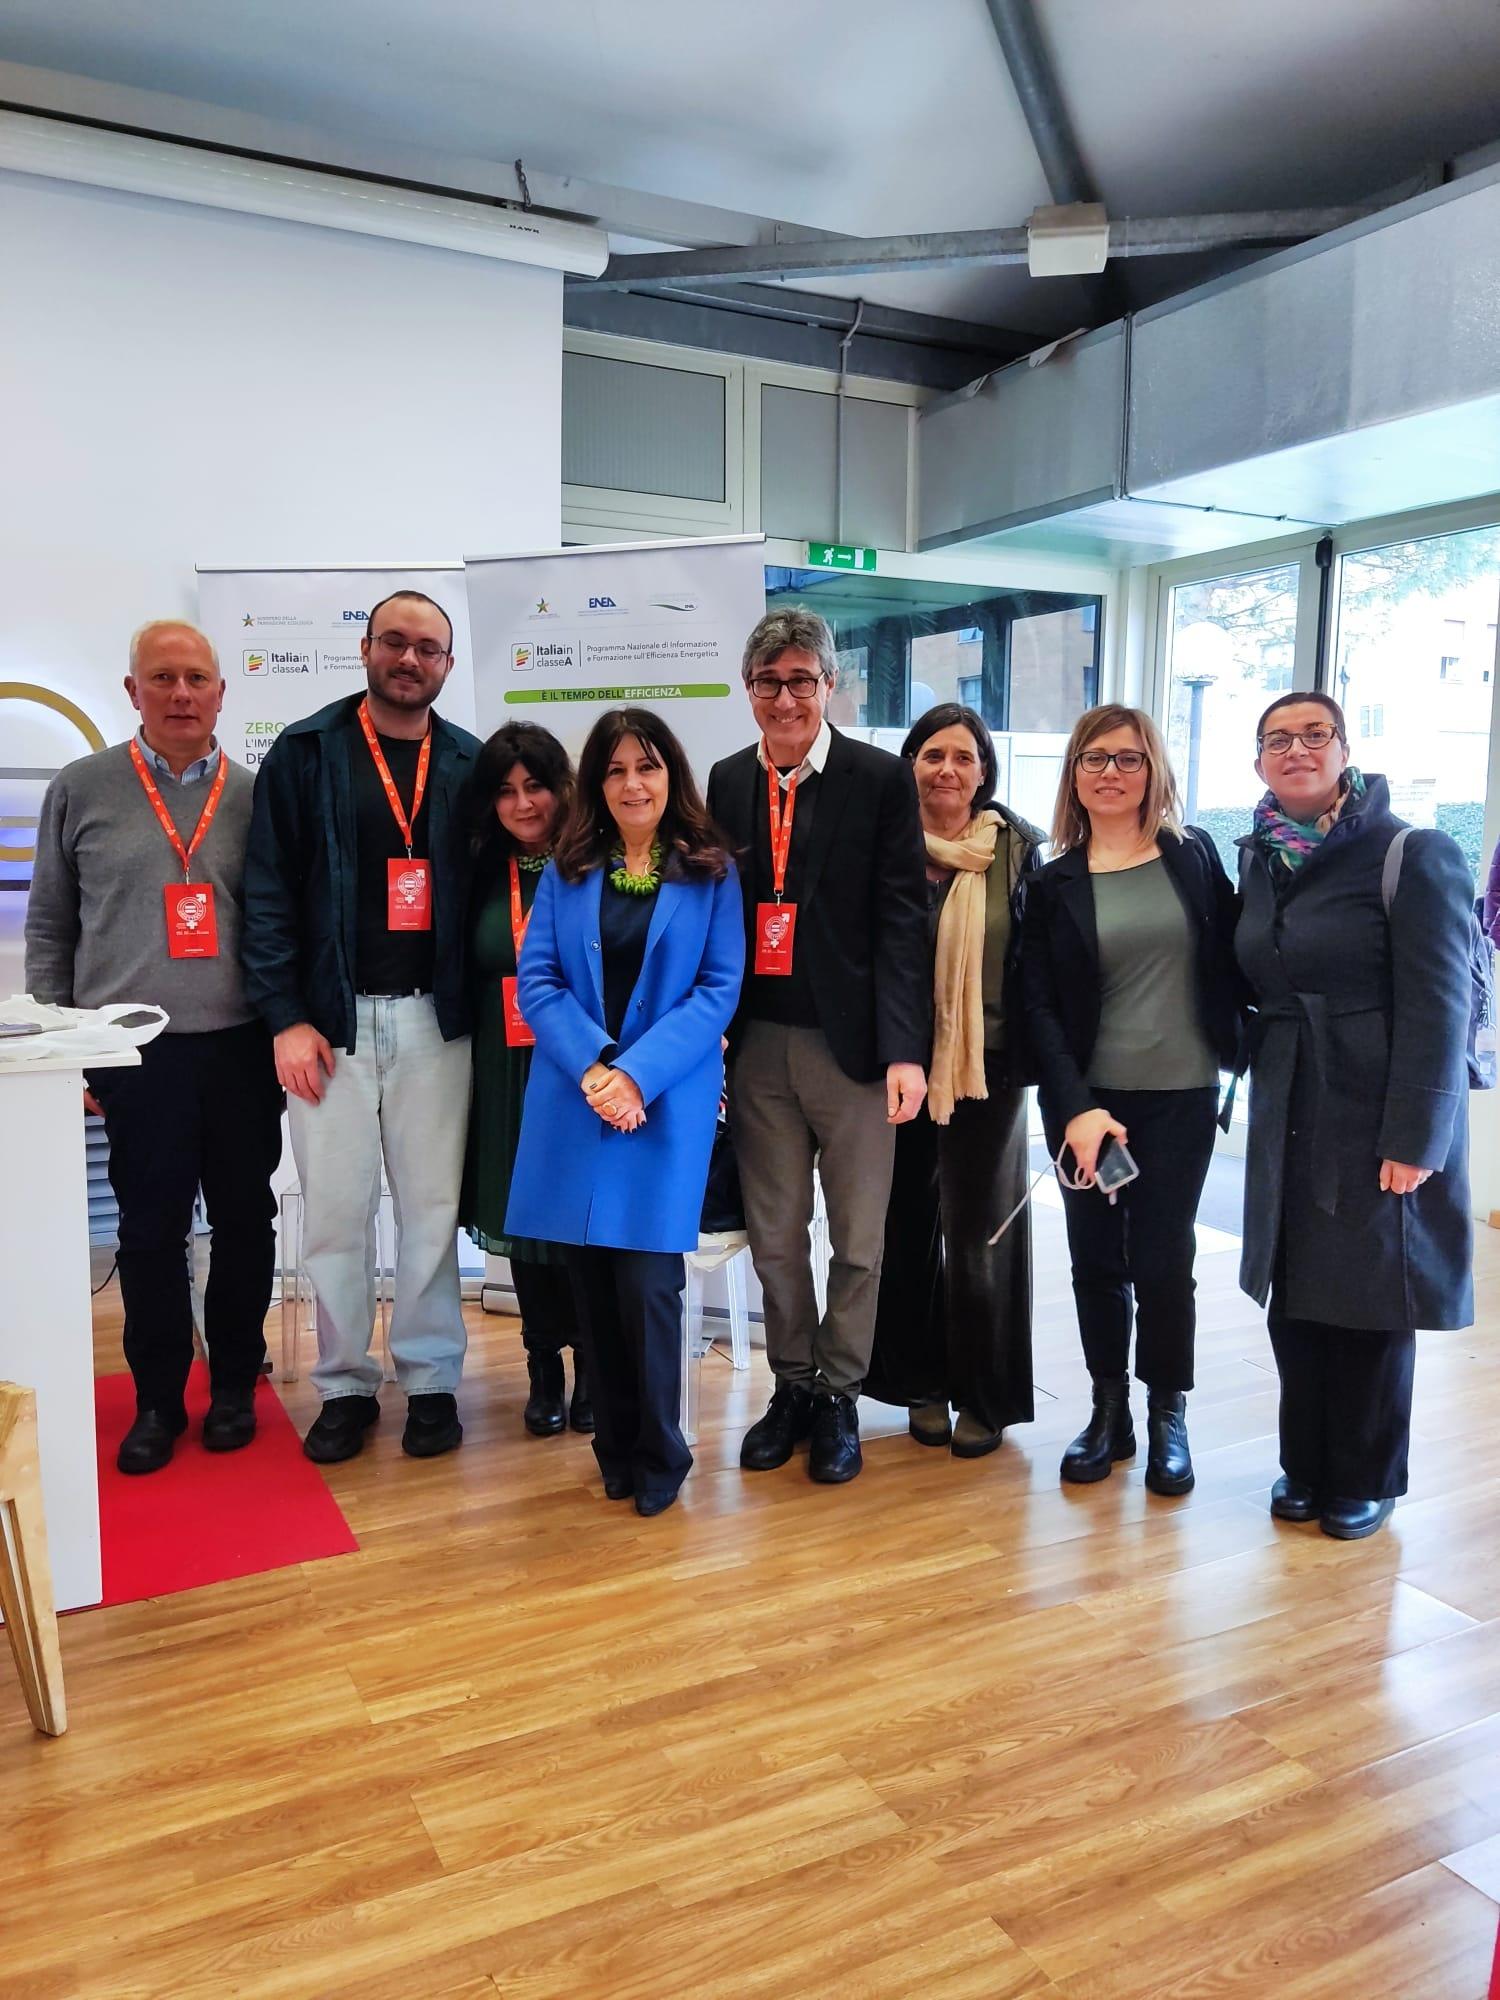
[{"xmin": 0, "ymin": 1049, "xmax": 138, "ymax": 1611}]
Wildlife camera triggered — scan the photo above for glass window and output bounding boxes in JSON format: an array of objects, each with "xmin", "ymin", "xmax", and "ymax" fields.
[
  {"xmin": 1334, "ymin": 525, "xmax": 1500, "ymax": 886},
  {"xmin": 762, "ymin": 568, "xmax": 1101, "ymax": 732},
  {"xmin": 1163, "ymin": 561, "xmax": 1301, "ymax": 872}
]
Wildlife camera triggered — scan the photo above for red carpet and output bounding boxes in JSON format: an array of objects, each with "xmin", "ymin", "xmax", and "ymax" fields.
[{"xmin": 94, "ymin": 1363, "xmax": 357, "ymax": 1608}]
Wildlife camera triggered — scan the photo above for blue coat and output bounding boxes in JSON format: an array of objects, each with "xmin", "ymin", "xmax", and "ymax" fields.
[{"xmin": 505, "ymin": 861, "xmax": 746, "ymax": 1254}]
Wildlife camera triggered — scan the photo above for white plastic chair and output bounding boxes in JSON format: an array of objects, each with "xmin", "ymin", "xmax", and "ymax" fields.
[
  {"xmin": 278, "ymin": 1182, "xmax": 395, "ymax": 1384},
  {"xmin": 679, "ymin": 1232, "xmax": 751, "ymax": 1446}
]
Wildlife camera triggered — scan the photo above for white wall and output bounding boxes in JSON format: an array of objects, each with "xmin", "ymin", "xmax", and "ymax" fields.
[{"xmin": 0, "ymin": 166, "xmax": 562, "ymax": 993}]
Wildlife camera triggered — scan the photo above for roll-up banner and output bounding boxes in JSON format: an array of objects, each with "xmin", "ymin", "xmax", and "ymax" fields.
[
  {"xmin": 463, "ymin": 534, "xmax": 767, "ymax": 778},
  {"xmin": 195, "ymin": 564, "xmax": 476, "ymax": 769}
]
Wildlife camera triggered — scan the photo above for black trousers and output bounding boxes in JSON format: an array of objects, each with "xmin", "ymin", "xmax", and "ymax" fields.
[
  {"xmin": 510, "ymin": 1257, "xmax": 580, "ymax": 1358},
  {"xmin": 570, "ymin": 1248, "xmax": 691, "ymax": 1502},
  {"xmin": 89, "ymin": 1022, "xmax": 284, "ymax": 1415},
  {"xmin": 1268, "ymin": 1282, "xmax": 1415, "ymax": 1500},
  {"xmin": 869, "ymin": 1061, "xmax": 1034, "ymax": 1432},
  {"xmin": 1044, "ymin": 1086, "xmax": 1218, "ymax": 1393}
]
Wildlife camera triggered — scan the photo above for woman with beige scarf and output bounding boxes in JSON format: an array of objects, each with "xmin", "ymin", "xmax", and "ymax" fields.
[{"xmin": 867, "ymin": 704, "xmax": 1041, "ymax": 1458}]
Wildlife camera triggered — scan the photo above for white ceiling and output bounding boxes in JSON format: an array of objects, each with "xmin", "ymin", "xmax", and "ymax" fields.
[{"xmin": 3, "ymin": 0, "xmax": 1499, "ymax": 334}]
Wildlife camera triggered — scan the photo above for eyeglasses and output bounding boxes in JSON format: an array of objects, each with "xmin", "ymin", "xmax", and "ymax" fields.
[
  {"xmin": 747, "ymin": 672, "xmax": 826, "ymax": 700},
  {"xmin": 1258, "ymin": 725, "xmax": 1340, "ymax": 755},
  {"xmin": 1076, "ymin": 749, "xmax": 1148, "ymax": 775},
  {"xmin": 370, "ymin": 630, "xmax": 449, "ymax": 664}
]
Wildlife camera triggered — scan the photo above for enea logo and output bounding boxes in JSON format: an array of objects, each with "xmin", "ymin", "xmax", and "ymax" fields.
[
  {"xmin": 513, "ymin": 644, "xmax": 533, "ymax": 671},
  {"xmin": 243, "ymin": 649, "xmax": 268, "ymax": 677},
  {"xmin": 583, "ymin": 594, "xmax": 625, "ymax": 614},
  {"xmin": 342, "ymin": 610, "xmax": 368, "ymax": 623}
]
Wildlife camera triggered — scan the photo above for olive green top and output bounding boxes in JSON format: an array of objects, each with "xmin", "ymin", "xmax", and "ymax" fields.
[{"xmin": 1087, "ymin": 856, "xmax": 1219, "ymax": 1090}]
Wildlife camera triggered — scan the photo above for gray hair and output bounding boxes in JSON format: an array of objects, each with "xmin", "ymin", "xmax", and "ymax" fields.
[
  {"xmin": 128, "ymin": 619, "xmax": 220, "ymax": 675},
  {"xmin": 741, "ymin": 608, "xmax": 838, "ymax": 685}
]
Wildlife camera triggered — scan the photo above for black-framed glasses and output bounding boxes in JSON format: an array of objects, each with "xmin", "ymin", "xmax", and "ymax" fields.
[
  {"xmin": 370, "ymin": 630, "xmax": 449, "ymax": 664},
  {"xmin": 747, "ymin": 672, "xmax": 826, "ymax": 700},
  {"xmin": 1258, "ymin": 725, "xmax": 1340, "ymax": 755},
  {"xmin": 1076, "ymin": 749, "xmax": 1148, "ymax": 775}
]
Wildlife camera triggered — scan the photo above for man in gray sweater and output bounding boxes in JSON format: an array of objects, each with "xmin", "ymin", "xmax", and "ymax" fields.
[{"xmin": 25, "ymin": 621, "xmax": 284, "ymax": 1474}]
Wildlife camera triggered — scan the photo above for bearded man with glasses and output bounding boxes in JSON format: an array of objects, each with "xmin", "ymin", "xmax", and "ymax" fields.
[
  {"xmin": 243, "ymin": 590, "xmax": 480, "ymax": 1464},
  {"xmin": 707, "ymin": 609, "xmax": 930, "ymax": 1484}
]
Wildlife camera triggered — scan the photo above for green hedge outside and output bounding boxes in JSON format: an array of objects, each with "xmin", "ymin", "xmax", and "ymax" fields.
[{"xmin": 1188, "ymin": 800, "xmax": 1487, "ymax": 887}]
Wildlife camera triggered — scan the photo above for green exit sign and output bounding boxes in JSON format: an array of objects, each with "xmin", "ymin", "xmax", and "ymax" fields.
[{"xmin": 806, "ymin": 542, "xmax": 877, "ymax": 572}]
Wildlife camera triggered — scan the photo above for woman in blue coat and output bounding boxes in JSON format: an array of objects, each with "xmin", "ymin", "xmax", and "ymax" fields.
[{"xmin": 506, "ymin": 707, "xmax": 744, "ymax": 1516}]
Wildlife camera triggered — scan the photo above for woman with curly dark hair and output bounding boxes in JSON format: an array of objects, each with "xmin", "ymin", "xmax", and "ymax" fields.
[
  {"xmin": 506, "ymin": 708, "xmax": 744, "ymax": 1515},
  {"xmin": 459, "ymin": 722, "xmax": 589, "ymax": 1438}
]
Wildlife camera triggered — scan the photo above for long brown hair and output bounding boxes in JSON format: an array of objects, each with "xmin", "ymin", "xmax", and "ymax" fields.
[
  {"xmin": 1050, "ymin": 704, "xmax": 1184, "ymax": 853},
  {"xmin": 553, "ymin": 707, "xmax": 730, "ymax": 883}
]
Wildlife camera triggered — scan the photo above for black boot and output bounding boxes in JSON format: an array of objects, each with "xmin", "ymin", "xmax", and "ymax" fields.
[
  {"xmin": 1060, "ymin": 1374, "xmax": 1134, "ymax": 1484},
  {"xmin": 1144, "ymin": 1389, "xmax": 1194, "ymax": 1496},
  {"xmin": 569, "ymin": 1350, "xmax": 595, "ymax": 1434},
  {"xmin": 740, "ymin": 1383, "xmax": 815, "ymax": 1470},
  {"xmin": 808, "ymin": 1393, "xmax": 862, "ymax": 1484},
  {"xmin": 523, "ymin": 1349, "xmax": 566, "ymax": 1437}
]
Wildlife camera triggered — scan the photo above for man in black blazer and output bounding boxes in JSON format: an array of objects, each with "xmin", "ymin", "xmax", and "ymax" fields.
[{"xmin": 707, "ymin": 609, "xmax": 930, "ymax": 1483}]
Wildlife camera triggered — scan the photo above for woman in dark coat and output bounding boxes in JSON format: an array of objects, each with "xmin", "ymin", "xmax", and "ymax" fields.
[
  {"xmin": 1236, "ymin": 692, "xmax": 1474, "ymax": 1540},
  {"xmin": 1022, "ymin": 705, "xmax": 1242, "ymax": 1496},
  {"xmin": 867, "ymin": 704, "xmax": 1042, "ymax": 1459},
  {"xmin": 459, "ymin": 723, "xmax": 590, "ymax": 1439}
]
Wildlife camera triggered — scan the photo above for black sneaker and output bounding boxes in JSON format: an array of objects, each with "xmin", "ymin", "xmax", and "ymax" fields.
[
  {"xmin": 739, "ymin": 1383, "xmax": 816, "ymax": 1470},
  {"xmin": 303, "ymin": 1396, "xmax": 380, "ymax": 1464},
  {"xmin": 809, "ymin": 1393, "xmax": 862, "ymax": 1484},
  {"xmin": 117, "ymin": 1407, "xmax": 189, "ymax": 1476},
  {"xmin": 402, "ymin": 1392, "xmax": 463, "ymax": 1459},
  {"xmin": 203, "ymin": 1386, "xmax": 258, "ymax": 1453}
]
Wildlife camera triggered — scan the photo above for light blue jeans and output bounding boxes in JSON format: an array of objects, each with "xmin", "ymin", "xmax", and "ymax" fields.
[{"xmin": 289, "ymin": 995, "xmax": 471, "ymax": 1402}]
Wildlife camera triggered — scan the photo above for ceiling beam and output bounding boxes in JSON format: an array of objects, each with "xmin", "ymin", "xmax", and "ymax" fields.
[
  {"xmin": 575, "ymin": 207, "xmax": 1380, "ymax": 291},
  {"xmin": 0, "ymin": 58, "xmax": 844, "ymax": 253}
]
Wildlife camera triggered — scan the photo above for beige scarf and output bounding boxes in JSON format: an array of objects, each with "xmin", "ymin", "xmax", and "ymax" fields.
[{"xmin": 925, "ymin": 810, "xmax": 999, "ymax": 1124}]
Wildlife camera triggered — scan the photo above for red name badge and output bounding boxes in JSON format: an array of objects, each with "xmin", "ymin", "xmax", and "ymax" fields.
[
  {"xmin": 164, "ymin": 882, "xmax": 220, "ymax": 960},
  {"xmin": 502, "ymin": 975, "xmax": 536, "ymax": 1048},
  {"xmin": 754, "ymin": 900, "xmax": 797, "ymax": 975},
  {"xmin": 387, "ymin": 857, "xmax": 432, "ymax": 931}
]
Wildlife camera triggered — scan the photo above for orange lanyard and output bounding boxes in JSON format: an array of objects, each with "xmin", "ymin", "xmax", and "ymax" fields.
[
  {"xmin": 508, "ymin": 857, "xmax": 533, "ymax": 957},
  {"xmin": 357, "ymin": 698, "xmax": 430, "ymax": 858},
  {"xmin": 128, "ymin": 739, "xmax": 228, "ymax": 882},
  {"xmin": 765, "ymin": 751, "xmax": 800, "ymax": 902}
]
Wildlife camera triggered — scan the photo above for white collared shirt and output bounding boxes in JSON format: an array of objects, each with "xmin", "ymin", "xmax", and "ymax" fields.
[
  {"xmin": 756, "ymin": 717, "xmax": 832, "ymax": 791},
  {"xmin": 137, "ymin": 727, "xmax": 222, "ymax": 785}
]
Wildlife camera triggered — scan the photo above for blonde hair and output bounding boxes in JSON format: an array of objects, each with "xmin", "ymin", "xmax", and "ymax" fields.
[{"xmin": 1049, "ymin": 704, "xmax": 1184, "ymax": 853}]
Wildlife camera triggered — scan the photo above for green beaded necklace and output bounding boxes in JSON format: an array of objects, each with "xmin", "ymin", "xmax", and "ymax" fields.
[
  {"xmin": 515, "ymin": 849, "xmax": 549, "ymax": 874},
  {"xmin": 608, "ymin": 841, "xmax": 662, "ymax": 895}
]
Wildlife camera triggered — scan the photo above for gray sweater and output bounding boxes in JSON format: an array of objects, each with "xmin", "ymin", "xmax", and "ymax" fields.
[{"xmin": 25, "ymin": 741, "xmax": 258, "ymax": 1035}]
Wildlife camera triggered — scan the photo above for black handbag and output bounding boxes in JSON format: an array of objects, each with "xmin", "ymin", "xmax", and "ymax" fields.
[{"xmin": 699, "ymin": 1100, "xmax": 745, "ymax": 1233}]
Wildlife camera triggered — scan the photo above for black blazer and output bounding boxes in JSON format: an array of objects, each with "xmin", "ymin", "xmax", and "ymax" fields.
[
  {"xmin": 706, "ymin": 727, "xmax": 930, "ymax": 1083},
  {"xmin": 1019, "ymin": 825, "xmax": 1243, "ymax": 1127},
  {"xmin": 242, "ymin": 693, "xmax": 479, "ymax": 1052}
]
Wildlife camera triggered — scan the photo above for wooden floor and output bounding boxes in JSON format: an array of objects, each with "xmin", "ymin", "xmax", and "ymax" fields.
[{"xmin": 4, "ymin": 1207, "xmax": 1500, "ymax": 1998}]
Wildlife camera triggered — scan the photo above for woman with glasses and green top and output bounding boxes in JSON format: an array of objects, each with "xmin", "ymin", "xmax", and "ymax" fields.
[
  {"xmin": 1235, "ymin": 693, "xmax": 1474, "ymax": 1540},
  {"xmin": 459, "ymin": 723, "xmax": 591, "ymax": 1439},
  {"xmin": 1021, "ymin": 705, "xmax": 1243, "ymax": 1496}
]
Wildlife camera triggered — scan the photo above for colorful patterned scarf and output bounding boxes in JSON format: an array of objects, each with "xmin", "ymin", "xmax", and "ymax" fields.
[{"xmin": 1252, "ymin": 767, "xmax": 1365, "ymax": 871}]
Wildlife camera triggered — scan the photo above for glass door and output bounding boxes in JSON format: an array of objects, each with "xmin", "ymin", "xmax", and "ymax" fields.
[{"xmin": 1159, "ymin": 560, "xmax": 1304, "ymax": 1189}]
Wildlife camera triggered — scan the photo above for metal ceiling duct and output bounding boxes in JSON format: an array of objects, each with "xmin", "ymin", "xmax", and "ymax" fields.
[{"xmin": 917, "ymin": 162, "xmax": 1500, "ymax": 564}]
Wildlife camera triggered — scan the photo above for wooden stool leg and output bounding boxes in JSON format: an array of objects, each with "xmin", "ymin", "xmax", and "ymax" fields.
[{"xmin": 0, "ymin": 1397, "xmax": 66, "ymax": 1736}]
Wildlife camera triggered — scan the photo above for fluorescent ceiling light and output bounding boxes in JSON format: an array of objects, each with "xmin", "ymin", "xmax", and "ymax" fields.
[{"xmin": 0, "ymin": 108, "xmax": 609, "ymax": 277}]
